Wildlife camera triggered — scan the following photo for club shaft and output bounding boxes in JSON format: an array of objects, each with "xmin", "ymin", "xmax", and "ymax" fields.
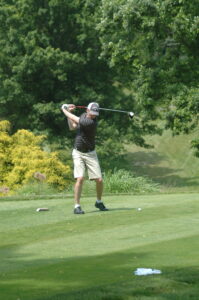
[
  {"xmin": 76, "ymin": 106, "xmax": 130, "ymax": 114},
  {"xmin": 100, "ymin": 107, "xmax": 130, "ymax": 114}
]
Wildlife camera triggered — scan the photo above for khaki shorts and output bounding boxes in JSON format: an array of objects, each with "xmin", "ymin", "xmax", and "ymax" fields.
[{"xmin": 72, "ymin": 149, "xmax": 102, "ymax": 179}]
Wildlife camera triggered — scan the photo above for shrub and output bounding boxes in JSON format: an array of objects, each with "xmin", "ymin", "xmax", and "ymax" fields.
[
  {"xmin": 67, "ymin": 169, "xmax": 159, "ymax": 195},
  {"xmin": 104, "ymin": 169, "xmax": 159, "ymax": 194},
  {"xmin": 0, "ymin": 121, "xmax": 72, "ymax": 194}
]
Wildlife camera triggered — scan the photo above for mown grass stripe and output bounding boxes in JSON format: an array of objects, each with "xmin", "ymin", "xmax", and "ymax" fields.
[{"xmin": 1, "ymin": 193, "xmax": 199, "ymax": 300}]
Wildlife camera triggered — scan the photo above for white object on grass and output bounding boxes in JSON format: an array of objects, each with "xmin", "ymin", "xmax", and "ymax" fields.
[
  {"xmin": 134, "ymin": 268, "xmax": 162, "ymax": 276},
  {"xmin": 36, "ymin": 208, "xmax": 49, "ymax": 212}
]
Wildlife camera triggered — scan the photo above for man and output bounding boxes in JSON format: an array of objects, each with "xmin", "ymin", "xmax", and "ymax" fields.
[{"xmin": 61, "ymin": 102, "xmax": 108, "ymax": 214}]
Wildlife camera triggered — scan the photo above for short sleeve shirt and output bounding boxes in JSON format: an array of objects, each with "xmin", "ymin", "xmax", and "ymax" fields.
[{"xmin": 74, "ymin": 113, "xmax": 97, "ymax": 152}]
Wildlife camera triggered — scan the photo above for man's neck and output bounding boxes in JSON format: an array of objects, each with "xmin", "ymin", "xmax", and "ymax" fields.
[{"xmin": 86, "ymin": 113, "xmax": 96, "ymax": 120}]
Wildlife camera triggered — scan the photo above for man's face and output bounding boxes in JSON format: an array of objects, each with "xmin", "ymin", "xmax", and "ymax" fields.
[{"xmin": 87, "ymin": 110, "xmax": 98, "ymax": 119}]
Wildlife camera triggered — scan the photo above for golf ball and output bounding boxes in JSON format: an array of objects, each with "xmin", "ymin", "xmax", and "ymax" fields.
[{"xmin": 137, "ymin": 208, "xmax": 142, "ymax": 211}]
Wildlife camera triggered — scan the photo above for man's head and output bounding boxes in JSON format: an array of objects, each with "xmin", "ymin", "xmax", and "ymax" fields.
[{"xmin": 87, "ymin": 102, "xmax": 99, "ymax": 118}]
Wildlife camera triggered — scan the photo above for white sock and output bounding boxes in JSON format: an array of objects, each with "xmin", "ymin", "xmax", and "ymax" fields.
[
  {"xmin": 75, "ymin": 204, "xmax": 80, "ymax": 208},
  {"xmin": 96, "ymin": 199, "xmax": 102, "ymax": 203}
]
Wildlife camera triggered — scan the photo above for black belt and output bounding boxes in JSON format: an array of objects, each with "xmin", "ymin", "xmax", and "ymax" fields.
[{"xmin": 74, "ymin": 148, "xmax": 94, "ymax": 153}]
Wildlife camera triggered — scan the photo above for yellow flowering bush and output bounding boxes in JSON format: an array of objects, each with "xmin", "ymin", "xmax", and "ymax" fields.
[
  {"xmin": 0, "ymin": 121, "xmax": 71, "ymax": 193},
  {"xmin": 0, "ymin": 121, "xmax": 12, "ymax": 191}
]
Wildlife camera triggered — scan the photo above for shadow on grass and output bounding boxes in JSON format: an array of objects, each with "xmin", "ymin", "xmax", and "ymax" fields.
[
  {"xmin": 36, "ymin": 266, "xmax": 199, "ymax": 300},
  {"xmin": 37, "ymin": 265, "xmax": 199, "ymax": 300},
  {"xmin": 87, "ymin": 208, "xmax": 133, "ymax": 214},
  {"xmin": 1, "ymin": 244, "xmax": 199, "ymax": 300},
  {"xmin": 123, "ymin": 151, "xmax": 199, "ymax": 188}
]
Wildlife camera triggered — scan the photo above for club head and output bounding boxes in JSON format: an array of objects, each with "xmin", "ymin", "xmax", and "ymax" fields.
[{"xmin": 129, "ymin": 112, "xmax": 134, "ymax": 119}]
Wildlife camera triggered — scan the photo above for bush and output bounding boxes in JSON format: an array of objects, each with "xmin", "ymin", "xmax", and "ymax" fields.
[
  {"xmin": 0, "ymin": 121, "xmax": 72, "ymax": 194},
  {"xmin": 67, "ymin": 169, "xmax": 159, "ymax": 195},
  {"xmin": 104, "ymin": 169, "xmax": 159, "ymax": 194}
]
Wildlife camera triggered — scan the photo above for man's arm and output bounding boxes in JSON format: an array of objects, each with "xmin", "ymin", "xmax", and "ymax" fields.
[
  {"xmin": 61, "ymin": 104, "xmax": 79, "ymax": 130},
  {"xmin": 67, "ymin": 118, "xmax": 77, "ymax": 130}
]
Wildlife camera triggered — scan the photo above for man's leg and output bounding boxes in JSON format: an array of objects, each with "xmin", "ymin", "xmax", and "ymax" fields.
[
  {"xmin": 95, "ymin": 177, "xmax": 103, "ymax": 200},
  {"xmin": 74, "ymin": 176, "xmax": 84, "ymax": 205},
  {"xmin": 95, "ymin": 178, "xmax": 108, "ymax": 211},
  {"xmin": 84, "ymin": 151, "xmax": 108, "ymax": 212},
  {"xmin": 72, "ymin": 149, "xmax": 86, "ymax": 214},
  {"xmin": 74, "ymin": 177, "xmax": 85, "ymax": 214}
]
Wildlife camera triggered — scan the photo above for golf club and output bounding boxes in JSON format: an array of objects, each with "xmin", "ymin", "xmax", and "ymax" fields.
[{"xmin": 75, "ymin": 106, "xmax": 134, "ymax": 119}]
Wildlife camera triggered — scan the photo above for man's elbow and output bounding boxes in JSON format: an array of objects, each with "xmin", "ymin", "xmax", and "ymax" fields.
[{"xmin": 73, "ymin": 116, "xmax": 80, "ymax": 124}]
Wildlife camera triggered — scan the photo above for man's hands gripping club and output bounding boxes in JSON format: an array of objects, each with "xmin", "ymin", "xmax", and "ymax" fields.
[{"xmin": 61, "ymin": 104, "xmax": 76, "ymax": 112}]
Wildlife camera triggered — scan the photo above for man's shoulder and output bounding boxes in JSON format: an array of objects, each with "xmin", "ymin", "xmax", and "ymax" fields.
[
  {"xmin": 80, "ymin": 112, "xmax": 87, "ymax": 119},
  {"xmin": 80, "ymin": 113, "xmax": 96, "ymax": 127}
]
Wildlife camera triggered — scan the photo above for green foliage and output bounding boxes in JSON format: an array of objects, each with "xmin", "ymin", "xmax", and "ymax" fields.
[
  {"xmin": 0, "ymin": 0, "xmax": 163, "ymax": 155},
  {"xmin": 96, "ymin": 118, "xmax": 158, "ymax": 171},
  {"xmin": 103, "ymin": 169, "xmax": 159, "ymax": 194},
  {"xmin": 165, "ymin": 86, "xmax": 199, "ymax": 157},
  {"xmin": 0, "ymin": 0, "xmax": 198, "ymax": 161},
  {"xmin": 97, "ymin": 0, "xmax": 199, "ymax": 132},
  {"xmin": 0, "ymin": 120, "xmax": 71, "ymax": 194},
  {"xmin": 15, "ymin": 182, "xmax": 58, "ymax": 196},
  {"xmin": 191, "ymin": 137, "xmax": 199, "ymax": 158},
  {"xmin": 67, "ymin": 169, "xmax": 159, "ymax": 195},
  {"xmin": 0, "ymin": 0, "xmax": 118, "ymax": 139},
  {"xmin": 165, "ymin": 87, "xmax": 199, "ymax": 134},
  {"xmin": 96, "ymin": 120, "xmax": 125, "ymax": 170}
]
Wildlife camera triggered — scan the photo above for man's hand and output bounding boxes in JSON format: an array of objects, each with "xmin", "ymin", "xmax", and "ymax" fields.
[
  {"xmin": 67, "ymin": 104, "xmax": 76, "ymax": 112},
  {"xmin": 61, "ymin": 104, "xmax": 76, "ymax": 112},
  {"xmin": 61, "ymin": 104, "xmax": 79, "ymax": 127}
]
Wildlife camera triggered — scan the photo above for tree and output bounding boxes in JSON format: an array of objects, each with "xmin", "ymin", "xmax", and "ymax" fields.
[
  {"xmin": 2, "ymin": 0, "xmax": 198, "ymax": 167},
  {"xmin": 97, "ymin": 0, "xmax": 199, "ymax": 133},
  {"xmin": 0, "ymin": 0, "xmax": 162, "ymax": 171},
  {"xmin": 0, "ymin": 0, "xmax": 119, "ymax": 138}
]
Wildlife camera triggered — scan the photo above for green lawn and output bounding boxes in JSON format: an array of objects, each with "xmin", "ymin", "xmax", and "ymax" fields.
[
  {"xmin": 1, "ymin": 193, "xmax": 199, "ymax": 300},
  {"xmin": 125, "ymin": 128, "xmax": 199, "ymax": 193}
]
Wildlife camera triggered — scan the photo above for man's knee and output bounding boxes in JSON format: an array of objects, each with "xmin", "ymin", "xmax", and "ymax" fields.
[
  {"xmin": 76, "ymin": 177, "xmax": 84, "ymax": 185},
  {"xmin": 95, "ymin": 177, "xmax": 103, "ymax": 184}
]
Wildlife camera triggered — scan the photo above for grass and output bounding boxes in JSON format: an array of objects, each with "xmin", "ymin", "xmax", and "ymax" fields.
[
  {"xmin": 1, "ymin": 193, "xmax": 199, "ymax": 299},
  {"xmin": 124, "ymin": 128, "xmax": 199, "ymax": 193}
]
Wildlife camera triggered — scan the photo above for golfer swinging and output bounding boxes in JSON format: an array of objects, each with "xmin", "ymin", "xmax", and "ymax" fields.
[{"xmin": 61, "ymin": 102, "xmax": 108, "ymax": 214}]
